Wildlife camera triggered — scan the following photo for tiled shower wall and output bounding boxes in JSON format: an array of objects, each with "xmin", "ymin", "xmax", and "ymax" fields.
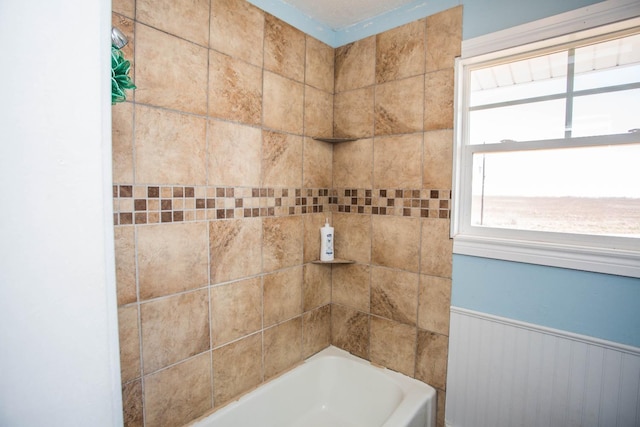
[
  {"xmin": 111, "ymin": 0, "xmax": 460, "ymax": 425},
  {"xmin": 112, "ymin": 0, "xmax": 336, "ymax": 425},
  {"xmin": 329, "ymin": 9, "xmax": 460, "ymax": 427}
]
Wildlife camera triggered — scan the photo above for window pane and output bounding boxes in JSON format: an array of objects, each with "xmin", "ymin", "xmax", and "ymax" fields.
[
  {"xmin": 470, "ymin": 144, "xmax": 640, "ymax": 237},
  {"xmin": 470, "ymin": 51, "xmax": 567, "ymax": 107},
  {"xmin": 469, "ymin": 99, "xmax": 566, "ymax": 144},
  {"xmin": 571, "ymin": 89, "xmax": 640, "ymax": 137},
  {"xmin": 574, "ymin": 33, "xmax": 640, "ymax": 91},
  {"xmin": 574, "ymin": 63, "xmax": 640, "ymax": 91}
]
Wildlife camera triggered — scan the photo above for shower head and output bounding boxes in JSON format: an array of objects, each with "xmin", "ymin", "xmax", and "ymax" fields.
[{"xmin": 111, "ymin": 27, "xmax": 128, "ymax": 49}]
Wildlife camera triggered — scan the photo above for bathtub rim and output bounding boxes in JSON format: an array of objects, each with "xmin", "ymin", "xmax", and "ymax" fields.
[
  {"xmin": 186, "ymin": 344, "xmax": 437, "ymax": 427},
  {"xmin": 312, "ymin": 346, "xmax": 437, "ymax": 427}
]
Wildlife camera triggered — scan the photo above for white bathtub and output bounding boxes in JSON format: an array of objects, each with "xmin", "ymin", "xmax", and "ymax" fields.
[{"xmin": 189, "ymin": 345, "xmax": 436, "ymax": 427}]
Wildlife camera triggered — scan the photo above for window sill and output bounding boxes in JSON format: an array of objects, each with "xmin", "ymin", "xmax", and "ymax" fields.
[{"xmin": 453, "ymin": 234, "xmax": 640, "ymax": 278}]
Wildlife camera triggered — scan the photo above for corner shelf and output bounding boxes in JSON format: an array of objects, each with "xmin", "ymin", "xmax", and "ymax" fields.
[
  {"xmin": 312, "ymin": 137, "xmax": 359, "ymax": 143},
  {"xmin": 311, "ymin": 258, "xmax": 355, "ymax": 265}
]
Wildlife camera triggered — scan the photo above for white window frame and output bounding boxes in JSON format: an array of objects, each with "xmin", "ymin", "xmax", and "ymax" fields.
[{"xmin": 452, "ymin": 0, "xmax": 640, "ymax": 278}]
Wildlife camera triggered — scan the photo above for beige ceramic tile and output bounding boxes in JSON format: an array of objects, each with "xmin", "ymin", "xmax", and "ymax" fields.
[
  {"xmin": 263, "ymin": 71, "xmax": 304, "ymax": 134},
  {"xmin": 418, "ymin": 275, "xmax": 452, "ymax": 335},
  {"xmin": 208, "ymin": 119, "xmax": 262, "ymax": 187},
  {"xmin": 370, "ymin": 316, "xmax": 416, "ymax": 377},
  {"xmin": 264, "ymin": 317, "xmax": 302, "ymax": 379},
  {"xmin": 303, "ymin": 305, "xmax": 331, "ymax": 358},
  {"xmin": 211, "ymin": 277, "xmax": 262, "ymax": 347},
  {"xmin": 334, "ymin": 88, "xmax": 374, "ymax": 138},
  {"xmin": 140, "ymin": 289, "xmax": 210, "ymax": 374},
  {"xmin": 135, "ymin": 105, "xmax": 207, "ymax": 185},
  {"xmin": 332, "ymin": 264, "xmax": 370, "ymax": 312},
  {"xmin": 112, "ymin": 100, "xmax": 133, "ymax": 183},
  {"xmin": 331, "ymin": 304, "xmax": 369, "ymax": 359},
  {"xmin": 304, "ymin": 86, "xmax": 333, "ymax": 139},
  {"xmin": 303, "ymin": 263, "xmax": 331, "ymax": 311},
  {"xmin": 209, "ymin": 217, "xmax": 262, "ymax": 284},
  {"xmin": 262, "ymin": 131, "xmax": 303, "ymax": 188},
  {"xmin": 137, "ymin": 222, "xmax": 209, "ymax": 300},
  {"xmin": 144, "ymin": 353, "xmax": 212, "ymax": 427},
  {"xmin": 371, "ymin": 216, "xmax": 420, "ymax": 272},
  {"xmin": 373, "ymin": 133, "xmax": 422, "ymax": 189},
  {"xmin": 423, "ymin": 130, "xmax": 453, "ymax": 188},
  {"xmin": 209, "ymin": 50, "xmax": 262, "ymax": 125},
  {"xmin": 264, "ymin": 15, "xmax": 305, "ymax": 82},
  {"xmin": 424, "ymin": 69, "xmax": 454, "ymax": 131},
  {"xmin": 210, "ymin": 0, "xmax": 264, "ymax": 67},
  {"xmin": 437, "ymin": 390, "xmax": 446, "ymax": 427},
  {"xmin": 263, "ymin": 216, "xmax": 304, "ymax": 272},
  {"xmin": 335, "ymin": 36, "xmax": 376, "ymax": 92},
  {"xmin": 333, "ymin": 138, "xmax": 373, "ymax": 188},
  {"xmin": 375, "ymin": 75, "xmax": 424, "ymax": 135},
  {"xmin": 113, "ymin": 0, "xmax": 135, "ymax": 18},
  {"xmin": 118, "ymin": 305, "xmax": 140, "ymax": 383},
  {"xmin": 135, "ymin": 23, "xmax": 208, "ymax": 115},
  {"xmin": 264, "ymin": 266, "xmax": 303, "ymax": 326},
  {"xmin": 416, "ymin": 330, "xmax": 448, "ymax": 390},
  {"xmin": 426, "ymin": 6, "xmax": 463, "ymax": 72},
  {"xmin": 420, "ymin": 218, "xmax": 453, "ymax": 278},
  {"xmin": 303, "ymin": 137, "xmax": 333, "ymax": 188},
  {"xmin": 122, "ymin": 380, "xmax": 143, "ymax": 427},
  {"xmin": 376, "ymin": 19, "xmax": 425, "ymax": 83},
  {"xmin": 371, "ymin": 266, "xmax": 418, "ymax": 326},
  {"xmin": 213, "ymin": 333, "xmax": 262, "ymax": 405},
  {"xmin": 303, "ymin": 214, "xmax": 328, "ymax": 263},
  {"xmin": 306, "ymin": 36, "xmax": 334, "ymax": 93},
  {"xmin": 333, "ymin": 213, "xmax": 372, "ymax": 264},
  {"xmin": 114, "ymin": 226, "xmax": 136, "ymax": 306},
  {"xmin": 137, "ymin": 0, "xmax": 209, "ymax": 46}
]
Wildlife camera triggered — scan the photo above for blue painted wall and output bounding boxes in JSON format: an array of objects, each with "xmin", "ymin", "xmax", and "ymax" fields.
[
  {"xmin": 461, "ymin": 0, "xmax": 602, "ymax": 39},
  {"xmin": 247, "ymin": 0, "xmax": 603, "ymax": 46},
  {"xmin": 452, "ymin": 255, "xmax": 640, "ymax": 347}
]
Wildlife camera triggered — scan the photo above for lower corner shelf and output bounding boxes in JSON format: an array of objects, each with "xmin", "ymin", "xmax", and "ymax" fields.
[{"xmin": 311, "ymin": 258, "xmax": 355, "ymax": 264}]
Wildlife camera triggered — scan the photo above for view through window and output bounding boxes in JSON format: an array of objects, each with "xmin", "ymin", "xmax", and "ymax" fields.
[{"xmin": 464, "ymin": 31, "xmax": 640, "ymax": 239}]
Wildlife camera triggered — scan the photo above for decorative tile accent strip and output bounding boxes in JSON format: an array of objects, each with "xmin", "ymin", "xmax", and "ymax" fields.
[
  {"xmin": 113, "ymin": 185, "xmax": 451, "ymax": 225},
  {"xmin": 113, "ymin": 185, "xmax": 329, "ymax": 225},
  {"xmin": 332, "ymin": 188, "xmax": 451, "ymax": 219}
]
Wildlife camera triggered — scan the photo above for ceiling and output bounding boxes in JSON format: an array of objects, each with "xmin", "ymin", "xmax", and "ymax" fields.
[
  {"xmin": 282, "ymin": 0, "xmax": 418, "ymax": 30},
  {"xmin": 247, "ymin": 0, "xmax": 457, "ymax": 47}
]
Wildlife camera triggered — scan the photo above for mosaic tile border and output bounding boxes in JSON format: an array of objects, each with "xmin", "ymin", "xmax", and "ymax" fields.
[
  {"xmin": 113, "ymin": 185, "xmax": 451, "ymax": 225},
  {"xmin": 332, "ymin": 188, "xmax": 451, "ymax": 219}
]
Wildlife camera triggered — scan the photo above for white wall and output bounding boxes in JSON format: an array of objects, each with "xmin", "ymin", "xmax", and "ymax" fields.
[
  {"xmin": 447, "ymin": 308, "xmax": 640, "ymax": 427},
  {"xmin": 0, "ymin": 0, "xmax": 123, "ymax": 426}
]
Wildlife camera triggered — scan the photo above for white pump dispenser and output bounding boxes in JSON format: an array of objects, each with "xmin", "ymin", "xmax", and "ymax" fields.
[{"xmin": 320, "ymin": 218, "xmax": 334, "ymax": 261}]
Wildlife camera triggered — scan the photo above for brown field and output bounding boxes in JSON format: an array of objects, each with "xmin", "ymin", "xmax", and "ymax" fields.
[{"xmin": 473, "ymin": 196, "xmax": 640, "ymax": 236}]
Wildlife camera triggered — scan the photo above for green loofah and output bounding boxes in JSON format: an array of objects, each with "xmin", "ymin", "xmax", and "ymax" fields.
[{"xmin": 111, "ymin": 46, "xmax": 136, "ymax": 104}]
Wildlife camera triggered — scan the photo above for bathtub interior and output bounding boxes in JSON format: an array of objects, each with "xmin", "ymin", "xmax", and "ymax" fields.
[{"xmin": 189, "ymin": 346, "xmax": 435, "ymax": 427}]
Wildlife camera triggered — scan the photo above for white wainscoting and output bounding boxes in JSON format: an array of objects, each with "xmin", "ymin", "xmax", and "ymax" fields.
[{"xmin": 446, "ymin": 307, "xmax": 640, "ymax": 427}]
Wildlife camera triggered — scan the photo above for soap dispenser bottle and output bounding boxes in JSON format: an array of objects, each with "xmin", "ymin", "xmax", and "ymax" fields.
[{"xmin": 320, "ymin": 218, "xmax": 334, "ymax": 261}]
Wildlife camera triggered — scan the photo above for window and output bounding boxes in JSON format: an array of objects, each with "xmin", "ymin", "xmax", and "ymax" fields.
[{"xmin": 453, "ymin": 14, "xmax": 640, "ymax": 278}]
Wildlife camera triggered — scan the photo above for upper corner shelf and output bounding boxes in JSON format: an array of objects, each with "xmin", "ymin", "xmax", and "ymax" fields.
[{"xmin": 312, "ymin": 137, "xmax": 359, "ymax": 143}]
